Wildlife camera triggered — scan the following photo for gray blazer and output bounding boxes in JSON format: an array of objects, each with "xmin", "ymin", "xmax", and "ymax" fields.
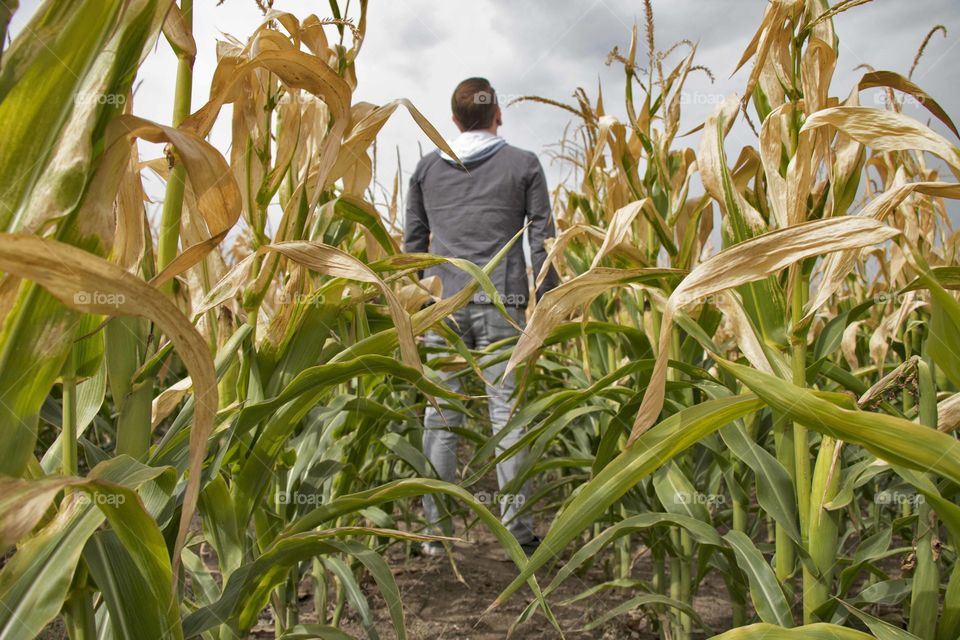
[{"xmin": 403, "ymin": 144, "xmax": 559, "ymax": 308}]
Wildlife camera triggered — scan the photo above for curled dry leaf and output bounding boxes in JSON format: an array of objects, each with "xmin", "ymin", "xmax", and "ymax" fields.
[
  {"xmin": 184, "ymin": 47, "xmax": 351, "ymax": 138},
  {"xmin": 800, "ymin": 106, "xmax": 960, "ymax": 178},
  {"xmin": 938, "ymin": 393, "xmax": 960, "ymax": 433},
  {"xmin": 857, "ymin": 70, "xmax": 959, "ymax": 140},
  {"xmin": 506, "ymin": 267, "xmax": 683, "ymax": 376},
  {"xmin": 88, "ymin": 115, "xmax": 243, "ymax": 289},
  {"xmin": 698, "ymin": 95, "xmax": 766, "ymax": 235},
  {"xmin": 329, "ymin": 98, "xmax": 460, "ymax": 183},
  {"xmin": 537, "ymin": 224, "xmax": 616, "ymax": 288},
  {"xmin": 590, "ymin": 199, "xmax": 649, "ymax": 269},
  {"xmin": 161, "ymin": 2, "xmax": 196, "ymax": 61},
  {"xmin": 152, "ymin": 375, "xmax": 193, "ymax": 429},
  {"xmin": 397, "ymin": 275, "xmax": 441, "ymax": 314},
  {"xmin": 712, "ymin": 290, "xmax": 776, "ymax": 375},
  {"xmin": 628, "ymin": 217, "xmax": 900, "ymax": 445}
]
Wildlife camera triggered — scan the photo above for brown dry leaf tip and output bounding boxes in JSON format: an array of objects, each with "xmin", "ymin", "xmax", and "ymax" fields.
[
  {"xmin": 627, "ymin": 217, "xmax": 900, "ymax": 445},
  {"xmin": 902, "ymin": 552, "xmax": 917, "ymax": 572},
  {"xmin": 741, "ymin": 102, "xmax": 759, "ymax": 137},
  {"xmin": 909, "ymin": 25, "xmax": 947, "ymax": 79}
]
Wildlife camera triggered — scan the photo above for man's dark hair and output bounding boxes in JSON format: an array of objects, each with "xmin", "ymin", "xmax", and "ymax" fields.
[{"xmin": 451, "ymin": 77, "xmax": 497, "ymax": 131}]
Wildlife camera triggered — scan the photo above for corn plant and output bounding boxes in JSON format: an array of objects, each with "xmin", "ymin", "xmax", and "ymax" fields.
[{"xmin": 492, "ymin": 2, "xmax": 960, "ymax": 639}]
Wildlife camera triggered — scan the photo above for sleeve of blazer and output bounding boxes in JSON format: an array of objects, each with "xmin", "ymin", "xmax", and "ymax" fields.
[
  {"xmin": 403, "ymin": 160, "xmax": 430, "ymax": 255},
  {"xmin": 525, "ymin": 155, "xmax": 560, "ymax": 302}
]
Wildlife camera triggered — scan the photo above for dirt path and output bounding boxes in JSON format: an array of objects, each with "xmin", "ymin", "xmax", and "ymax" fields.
[
  {"xmin": 273, "ymin": 516, "xmax": 735, "ymax": 640},
  {"xmin": 277, "ymin": 524, "xmax": 636, "ymax": 639}
]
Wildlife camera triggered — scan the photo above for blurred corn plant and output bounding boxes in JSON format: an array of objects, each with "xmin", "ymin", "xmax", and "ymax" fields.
[
  {"xmin": 0, "ymin": 1, "xmax": 547, "ymax": 639},
  {"xmin": 489, "ymin": 1, "xmax": 960, "ymax": 639}
]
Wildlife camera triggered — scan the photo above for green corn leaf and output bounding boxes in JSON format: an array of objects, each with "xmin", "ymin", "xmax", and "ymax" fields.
[
  {"xmin": 719, "ymin": 423, "xmax": 801, "ymax": 544},
  {"xmin": 278, "ymin": 625, "xmax": 357, "ymax": 640},
  {"xmin": 908, "ymin": 266, "xmax": 960, "ymax": 388},
  {"xmin": 716, "ymin": 360, "xmax": 960, "ymax": 485},
  {"xmin": 492, "ymin": 394, "xmax": 763, "ymax": 607},
  {"xmin": 0, "ymin": 0, "xmax": 123, "ymax": 228},
  {"xmin": 83, "ymin": 529, "xmax": 183, "ymax": 640},
  {"xmin": 320, "ymin": 557, "xmax": 378, "ymax": 640},
  {"xmin": 836, "ymin": 600, "xmax": 923, "ymax": 640},
  {"xmin": 582, "ymin": 593, "xmax": 708, "ymax": 632},
  {"xmin": 545, "ymin": 512, "xmax": 725, "ymax": 597},
  {"xmin": 723, "ymin": 530, "xmax": 793, "ymax": 627},
  {"xmin": 654, "ymin": 462, "xmax": 711, "ymax": 522},
  {"xmin": 708, "ymin": 623, "xmax": 876, "ymax": 639},
  {"xmin": 279, "ymin": 477, "xmax": 556, "ymax": 629}
]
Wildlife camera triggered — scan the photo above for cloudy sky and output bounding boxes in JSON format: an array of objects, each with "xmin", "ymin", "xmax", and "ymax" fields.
[{"xmin": 10, "ymin": 0, "xmax": 960, "ymax": 222}]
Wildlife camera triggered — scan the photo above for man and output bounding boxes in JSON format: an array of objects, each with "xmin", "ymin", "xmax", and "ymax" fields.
[{"xmin": 404, "ymin": 77, "xmax": 559, "ymax": 556}]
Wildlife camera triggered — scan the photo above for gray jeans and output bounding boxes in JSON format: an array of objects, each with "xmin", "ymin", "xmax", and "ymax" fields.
[{"xmin": 421, "ymin": 303, "xmax": 535, "ymax": 544}]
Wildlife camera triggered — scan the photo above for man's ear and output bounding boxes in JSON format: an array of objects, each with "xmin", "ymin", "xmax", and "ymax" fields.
[
  {"xmin": 495, "ymin": 107, "xmax": 503, "ymax": 126},
  {"xmin": 453, "ymin": 115, "xmax": 465, "ymax": 132}
]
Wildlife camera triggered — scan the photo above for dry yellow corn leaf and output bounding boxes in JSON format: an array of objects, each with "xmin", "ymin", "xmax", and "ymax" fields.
[
  {"xmin": 801, "ymin": 106, "xmax": 960, "ymax": 178},
  {"xmin": 506, "ymin": 267, "xmax": 682, "ymax": 375},
  {"xmin": 85, "ymin": 115, "xmax": 242, "ymax": 290},
  {"xmin": 938, "ymin": 393, "xmax": 960, "ymax": 433},
  {"xmin": 857, "ymin": 70, "xmax": 959, "ymax": 139},
  {"xmin": 628, "ymin": 217, "xmax": 900, "ymax": 445},
  {"xmin": 161, "ymin": 2, "xmax": 196, "ymax": 61}
]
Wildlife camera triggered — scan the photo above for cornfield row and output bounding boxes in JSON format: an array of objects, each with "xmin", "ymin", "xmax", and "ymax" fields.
[{"xmin": 1, "ymin": 0, "xmax": 959, "ymax": 639}]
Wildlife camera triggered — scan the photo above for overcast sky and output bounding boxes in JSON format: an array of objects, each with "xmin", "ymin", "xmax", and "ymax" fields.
[{"xmin": 10, "ymin": 0, "xmax": 960, "ymax": 227}]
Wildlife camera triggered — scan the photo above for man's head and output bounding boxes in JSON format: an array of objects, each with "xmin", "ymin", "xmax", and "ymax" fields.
[{"xmin": 451, "ymin": 77, "xmax": 502, "ymax": 133}]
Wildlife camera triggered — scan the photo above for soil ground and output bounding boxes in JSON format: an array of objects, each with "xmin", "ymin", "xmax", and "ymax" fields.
[{"xmin": 310, "ymin": 520, "xmax": 735, "ymax": 640}]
